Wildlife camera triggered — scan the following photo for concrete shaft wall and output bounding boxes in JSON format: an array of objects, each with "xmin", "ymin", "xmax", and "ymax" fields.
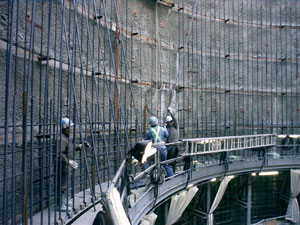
[{"xmin": 0, "ymin": 0, "xmax": 299, "ymax": 138}]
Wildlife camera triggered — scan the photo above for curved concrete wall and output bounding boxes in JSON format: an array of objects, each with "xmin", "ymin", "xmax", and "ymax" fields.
[{"xmin": 0, "ymin": 0, "xmax": 299, "ymax": 135}]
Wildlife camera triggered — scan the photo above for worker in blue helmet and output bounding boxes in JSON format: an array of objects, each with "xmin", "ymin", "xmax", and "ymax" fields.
[
  {"xmin": 145, "ymin": 116, "xmax": 174, "ymax": 178},
  {"xmin": 57, "ymin": 118, "xmax": 90, "ymax": 212}
]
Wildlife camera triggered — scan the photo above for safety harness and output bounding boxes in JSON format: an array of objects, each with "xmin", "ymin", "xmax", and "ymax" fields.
[{"xmin": 150, "ymin": 126, "xmax": 162, "ymax": 143}]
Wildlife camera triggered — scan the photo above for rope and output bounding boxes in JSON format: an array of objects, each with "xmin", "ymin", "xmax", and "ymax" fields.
[{"xmin": 169, "ymin": 0, "xmax": 200, "ymax": 109}]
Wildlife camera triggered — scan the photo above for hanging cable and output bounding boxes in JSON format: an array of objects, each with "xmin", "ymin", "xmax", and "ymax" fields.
[{"xmin": 170, "ymin": 0, "xmax": 200, "ymax": 108}]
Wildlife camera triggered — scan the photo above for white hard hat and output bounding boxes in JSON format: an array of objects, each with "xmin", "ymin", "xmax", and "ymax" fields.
[
  {"xmin": 166, "ymin": 116, "xmax": 172, "ymax": 123},
  {"xmin": 61, "ymin": 118, "xmax": 74, "ymax": 129}
]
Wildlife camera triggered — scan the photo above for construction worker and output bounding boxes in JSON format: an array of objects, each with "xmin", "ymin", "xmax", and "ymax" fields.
[
  {"xmin": 165, "ymin": 107, "xmax": 179, "ymax": 143},
  {"xmin": 57, "ymin": 117, "xmax": 89, "ymax": 212},
  {"xmin": 145, "ymin": 116, "xmax": 174, "ymax": 178},
  {"xmin": 165, "ymin": 107, "xmax": 179, "ymax": 172}
]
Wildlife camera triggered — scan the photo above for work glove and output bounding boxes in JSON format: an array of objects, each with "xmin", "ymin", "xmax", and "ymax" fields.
[
  {"xmin": 78, "ymin": 141, "xmax": 90, "ymax": 150},
  {"xmin": 84, "ymin": 141, "xmax": 90, "ymax": 147},
  {"xmin": 131, "ymin": 158, "xmax": 139, "ymax": 166},
  {"xmin": 167, "ymin": 106, "xmax": 175, "ymax": 114},
  {"xmin": 69, "ymin": 160, "xmax": 78, "ymax": 169}
]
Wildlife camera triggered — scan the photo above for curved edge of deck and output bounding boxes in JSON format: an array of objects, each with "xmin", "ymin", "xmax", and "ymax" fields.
[{"xmin": 128, "ymin": 157, "xmax": 300, "ymax": 225}]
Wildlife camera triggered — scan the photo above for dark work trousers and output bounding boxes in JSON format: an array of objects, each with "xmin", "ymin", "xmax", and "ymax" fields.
[
  {"xmin": 167, "ymin": 144, "xmax": 179, "ymax": 172},
  {"xmin": 57, "ymin": 159, "xmax": 68, "ymax": 206},
  {"xmin": 143, "ymin": 146, "xmax": 174, "ymax": 177},
  {"xmin": 219, "ymin": 152, "xmax": 227, "ymax": 164}
]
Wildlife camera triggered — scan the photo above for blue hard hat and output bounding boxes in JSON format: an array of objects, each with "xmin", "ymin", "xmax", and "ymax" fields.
[{"xmin": 149, "ymin": 116, "xmax": 158, "ymax": 126}]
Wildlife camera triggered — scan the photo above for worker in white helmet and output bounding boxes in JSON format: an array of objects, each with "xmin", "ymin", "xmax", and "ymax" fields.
[
  {"xmin": 165, "ymin": 107, "xmax": 179, "ymax": 172},
  {"xmin": 165, "ymin": 107, "xmax": 179, "ymax": 143},
  {"xmin": 57, "ymin": 117, "xmax": 90, "ymax": 212},
  {"xmin": 145, "ymin": 116, "xmax": 174, "ymax": 178}
]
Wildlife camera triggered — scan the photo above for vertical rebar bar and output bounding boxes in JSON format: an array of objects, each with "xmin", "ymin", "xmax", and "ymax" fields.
[
  {"xmin": 23, "ymin": 2, "xmax": 37, "ymax": 222},
  {"xmin": 11, "ymin": 0, "xmax": 19, "ymax": 224},
  {"xmin": 196, "ymin": 3, "xmax": 199, "ymax": 138},
  {"xmin": 208, "ymin": 0, "xmax": 212, "ymax": 137},
  {"xmin": 30, "ymin": 97, "xmax": 34, "ymax": 225},
  {"xmin": 296, "ymin": 0, "xmax": 299, "ymax": 134},
  {"xmin": 241, "ymin": 1, "xmax": 245, "ymax": 135},
  {"xmin": 269, "ymin": 3, "xmax": 273, "ymax": 135},
  {"xmin": 279, "ymin": 1, "xmax": 284, "ymax": 133},
  {"xmin": 116, "ymin": 0, "xmax": 120, "ymax": 128},
  {"xmin": 275, "ymin": 1, "xmax": 279, "ymax": 134},
  {"xmin": 3, "ymin": 3, "xmax": 15, "ymax": 224},
  {"xmin": 223, "ymin": 0, "xmax": 227, "ymax": 136},
  {"xmin": 250, "ymin": 0, "xmax": 255, "ymax": 134}
]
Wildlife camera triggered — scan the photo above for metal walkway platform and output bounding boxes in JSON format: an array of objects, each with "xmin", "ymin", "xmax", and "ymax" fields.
[
  {"xmin": 129, "ymin": 157, "xmax": 300, "ymax": 225},
  {"xmin": 29, "ymin": 134, "xmax": 300, "ymax": 225}
]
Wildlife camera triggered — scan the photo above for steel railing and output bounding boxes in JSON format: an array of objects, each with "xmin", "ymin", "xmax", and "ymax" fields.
[{"xmin": 97, "ymin": 134, "xmax": 300, "ymax": 225}]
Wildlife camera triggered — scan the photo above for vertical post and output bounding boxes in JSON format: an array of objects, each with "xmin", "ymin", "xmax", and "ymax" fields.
[
  {"xmin": 22, "ymin": 92, "xmax": 29, "ymax": 225},
  {"xmin": 206, "ymin": 182, "xmax": 211, "ymax": 225},
  {"xmin": 164, "ymin": 202, "xmax": 169, "ymax": 223},
  {"xmin": 247, "ymin": 175, "xmax": 252, "ymax": 225},
  {"xmin": 234, "ymin": 110, "xmax": 238, "ymax": 136},
  {"xmin": 234, "ymin": 110, "xmax": 238, "ymax": 155}
]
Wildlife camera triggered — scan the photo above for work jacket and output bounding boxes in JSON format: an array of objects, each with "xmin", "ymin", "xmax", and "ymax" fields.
[{"xmin": 166, "ymin": 112, "xmax": 179, "ymax": 143}]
